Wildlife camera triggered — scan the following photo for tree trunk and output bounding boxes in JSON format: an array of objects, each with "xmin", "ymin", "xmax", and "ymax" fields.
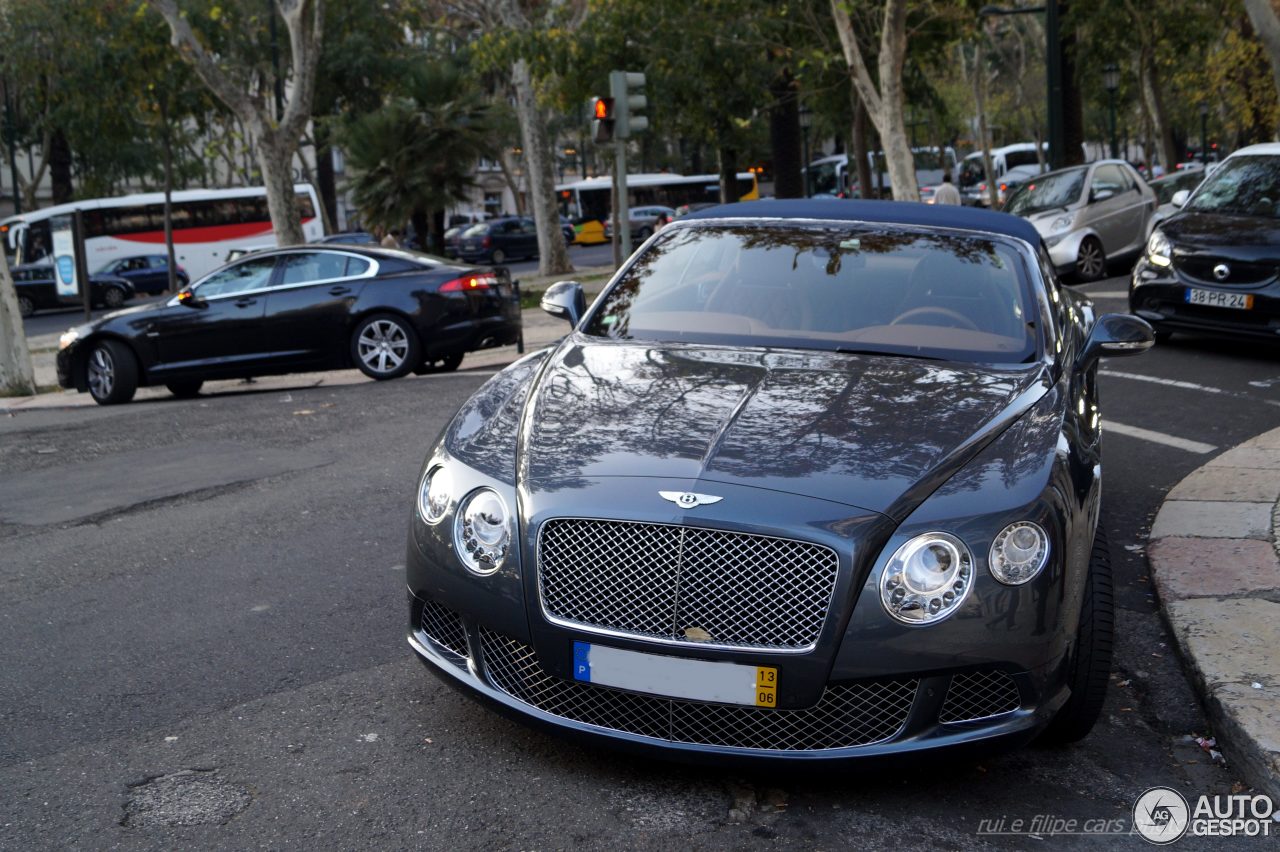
[
  {"xmin": 972, "ymin": 42, "xmax": 998, "ymax": 208},
  {"xmin": 718, "ymin": 146, "xmax": 741, "ymax": 204},
  {"xmin": 1060, "ymin": 11, "xmax": 1086, "ymax": 167},
  {"xmin": 256, "ymin": 131, "xmax": 306, "ymax": 246},
  {"xmin": 497, "ymin": 148, "xmax": 525, "ymax": 216},
  {"xmin": 852, "ymin": 92, "xmax": 873, "ymax": 198},
  {"xmin": 0, "ymin": 250, "xmax": 35, "ymax": 396},
  {"xmin": 509, "ymin": 57, "xmax": 571, "ymax": 276},
  {"xmin": 830, "ymin": 0, "xmax": 917, "ymax": 200},
  {"xmin": 411, "ymin": 209, "xmax": 431, "ymax": 253},
  {"xmin": 1138, "ymin": 45, "xmax": 1178, "ymax": 174},
  {"xmin": 768, "ymin": 68, "xmax": 803, "ymax": 199},
  {"xmin": 1244, "ymin": 0, "xmax": 1280, "ymax": 135},
  {"xmin": 49, "ymin": 129, "xmax": 72, "ymax": 204},
  {"xmin": 314, "ymin": 123, "xmax": 338, "ymax": 233}
]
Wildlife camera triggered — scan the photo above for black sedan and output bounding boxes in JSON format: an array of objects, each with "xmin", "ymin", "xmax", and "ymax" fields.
[
  {"xmin": 1132, "ymin": 144, "xmax": 1280, "ymax": 342},
  {"xmin": 405, "ymin": 200, "xmax": 1153, "ymax": 763},
  {"xmin": 13, "ymin": 263, "xmax": 135, "ymax": 318},
  {"xmin": 57, "ymin": 245, "xmax": 520, "ymax": 405}
]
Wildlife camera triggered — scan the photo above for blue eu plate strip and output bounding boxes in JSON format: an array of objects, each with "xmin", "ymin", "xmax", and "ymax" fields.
[{"xmin": 573, "ymin": 641, "xmax": 591, "ymax": 682}]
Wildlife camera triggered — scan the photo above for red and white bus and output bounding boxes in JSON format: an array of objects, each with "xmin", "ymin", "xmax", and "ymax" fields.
[{"xmin": 6, "ymin": 184, "xmax": 322, "ymax": 281}]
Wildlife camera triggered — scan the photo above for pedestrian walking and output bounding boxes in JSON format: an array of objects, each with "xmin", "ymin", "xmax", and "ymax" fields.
[{"xmin": 933, "ymin": 173, "xmax": 961, "ymax": 206}]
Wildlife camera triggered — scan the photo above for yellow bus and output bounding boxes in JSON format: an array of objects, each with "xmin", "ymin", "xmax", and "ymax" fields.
[{"xmin": 556, "ymin": 172, "xmax": 760, "ymax": 244}]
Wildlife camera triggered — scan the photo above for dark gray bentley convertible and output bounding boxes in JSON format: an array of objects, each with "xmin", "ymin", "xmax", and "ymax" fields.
[{"xmin": 405, "ymin": 200, "xmax": 1153, "ymax": 763}]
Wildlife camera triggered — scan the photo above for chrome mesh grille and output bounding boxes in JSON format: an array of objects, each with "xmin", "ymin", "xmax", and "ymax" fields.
[
  {"xmin": 939, "ymin": 670, "xmax": 1021, "ymax": 723},
  {"xmin": 538, "ymin": 519, "xmax": 840, "ymax": 649},
  {"xmin": 419, "ymin": 597, "xmax": 469, "ymax": 663},
  {"xmin": 479, "ymin": 629, "xmax": 917, "ymax": 750}
]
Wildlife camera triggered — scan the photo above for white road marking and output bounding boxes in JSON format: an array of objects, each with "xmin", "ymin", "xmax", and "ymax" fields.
[
  {"xmin": 1100, "ymin": 370, "xmax": 1230, "ymax": 396},
  {"xmin": 1084, "ymin": 290, "xmax": 1128, "ymax": 299},
  {"xmin": 1103, "ymin": 420, "xmax": 1217, "ymax": 454}
]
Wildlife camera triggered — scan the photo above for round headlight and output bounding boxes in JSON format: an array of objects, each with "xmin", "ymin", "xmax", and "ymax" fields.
[
  {"xmin": 880, "ymin": 533, "xmax": 973, "ymax": 625},
  {"xmin": 989, "ymin": 521, "xmax": 1050, "ymax": 585},
  {"xmin": 454, "ymin": 488, "xmax": 510, "ymax": 574},
  {"xmin": 417, "ymin": 466, "xmax": 450, "ymax": 524}
]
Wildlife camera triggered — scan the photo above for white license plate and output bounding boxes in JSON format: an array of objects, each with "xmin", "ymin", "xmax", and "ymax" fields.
[
  {"xmin": 1186, "ymin": 288, "xmax": 1253, "ymax": 310},
  {"xmin": 572, "ymin": 641, "xmax": 778, "ymax": 707}
]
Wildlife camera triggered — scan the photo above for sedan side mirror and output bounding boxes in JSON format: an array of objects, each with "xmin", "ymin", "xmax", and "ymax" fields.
[
  {"xmin": 176, "ymin": 288, "xmax": 207, "ymax": 309},
  {"xmin": 1076, "ymin": 313, "xmax": 1154, "ymax": 371},
  {"xmin": 1170, "ymin": 189, "xmax": 1190, "ymax": 208},
  {"xmin": 541, "ymin": 280, "xmax": 586, "ymax": 326},
  {"xmin": 1090, "ymin": 188, "xmax": 1115, "ymax": 203}
]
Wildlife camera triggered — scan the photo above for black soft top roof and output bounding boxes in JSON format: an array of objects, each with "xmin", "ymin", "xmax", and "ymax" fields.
[{"xmin": 679, "ymin": 199, "xmax": 1043, "ymax": 246}]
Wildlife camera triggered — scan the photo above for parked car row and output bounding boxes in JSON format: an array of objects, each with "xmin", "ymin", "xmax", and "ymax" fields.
[{"xmin": 12, "ymin": 263, "xmax": 136, "ymax": 318}]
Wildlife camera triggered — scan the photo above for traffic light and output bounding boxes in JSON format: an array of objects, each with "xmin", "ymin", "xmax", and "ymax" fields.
[
  {"xmin": 608, "ymin": 71, "xmax": 647, "ymax": 139},
  {"xmin": 591, "ymin": 97, "xmax": 615, "ymax": 143}
]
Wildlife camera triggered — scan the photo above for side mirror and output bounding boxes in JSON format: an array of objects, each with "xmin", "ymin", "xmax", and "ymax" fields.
[
  {"xmin": 176, "ymin": 288, "xmax": 207, "ymax": 309},
  {"xmin": 1090, "ymin": 188, "xmax": 1115, "ymax": 203},
  {"xmin": 541, "ymin": 280, "xmax": 586, "ymax": 326},
  {"xmin": 1076, "ymin": 313, "xmax": 1154, "ymax": 371},
  {"xmin": 1170, "ymin": 189, "xmax": 1190, "ymax": 208}
]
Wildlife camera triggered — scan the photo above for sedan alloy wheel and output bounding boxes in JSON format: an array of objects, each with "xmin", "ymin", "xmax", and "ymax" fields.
[
  {"xmin": 86, "ymin": 339, "xmax": 138, "ymax": 405},
  {"xmin": 352, "ymin": 314, "xmax": 419, "ymax": 380}
]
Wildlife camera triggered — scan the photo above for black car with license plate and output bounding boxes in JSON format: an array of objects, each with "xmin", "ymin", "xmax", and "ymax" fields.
[
  {"xmin": 12, "ymin": 262, "xmax": 135, "ymax": 318},
  {"xmin": 56, "ymin": 245, "xmax": 520, "ymax": 405},
  {"xmin": 1132, "ymin": 144, "xmax": 1280, "ymax": 342},
  {"xmin": 405, "ymin": 200, "xmax": 1154, "ymax": 764}
]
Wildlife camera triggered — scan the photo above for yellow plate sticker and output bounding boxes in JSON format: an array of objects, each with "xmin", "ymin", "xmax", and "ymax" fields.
[{"xmin": 754, "ymin": 666, "xmax": 779, "ymax": 707}]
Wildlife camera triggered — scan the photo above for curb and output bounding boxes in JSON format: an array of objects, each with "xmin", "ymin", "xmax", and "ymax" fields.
[{"xmin": 1147, "ymin": 425, "xmax": 1280, "ymax": 800}]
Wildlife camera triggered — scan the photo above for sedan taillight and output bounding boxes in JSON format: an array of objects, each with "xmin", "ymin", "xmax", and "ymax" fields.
[{"xmin": 440, "ymin": 273, "xmax": 498, "ymax": 293}]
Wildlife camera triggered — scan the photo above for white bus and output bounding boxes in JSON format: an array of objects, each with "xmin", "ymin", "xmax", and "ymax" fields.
[
  {"xmin": 5, "ymin": 184, "xmax": 322, "ymax": 282},
  {"xmin": 805, "ymin": 147, "xmax": 959, "ymax": 198}
]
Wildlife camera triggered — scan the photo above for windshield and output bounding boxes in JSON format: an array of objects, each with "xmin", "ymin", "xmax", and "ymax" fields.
[
  {"xmin": 462, "ymin": 223, "xmax": 489, "ymax": 237},
  {"xmin": 959, "ymin": 156, "xmax": 985, "ymax": 188},
  {"xmin": 1186, "ymin": 156, "xmax": 1280, "ymax": 218},
  {"xmin": 809, "ymin": 162, "xmax": 841, "ymax": 196},
  {"xmin": 583, "ymin": 224, "xmax": 1038, "ymax": 364},
  {"xmin": 1003, "ymin": 167, "xmax": 1087, "ymax": 216}
]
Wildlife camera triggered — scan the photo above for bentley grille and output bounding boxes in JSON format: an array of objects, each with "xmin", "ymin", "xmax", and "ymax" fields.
[
  {"xmin": 537, "ymin": 518, "xmax": 840, "ymax": 650},
  {"xmin": 480, "ymin": 628, "xmax": 917, "ymax": 751}
]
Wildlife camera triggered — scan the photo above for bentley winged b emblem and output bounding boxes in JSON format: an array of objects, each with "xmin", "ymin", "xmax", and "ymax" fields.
[{"xmin": 659, "ymin": 491, "xmax": 723, "ymax": 509}]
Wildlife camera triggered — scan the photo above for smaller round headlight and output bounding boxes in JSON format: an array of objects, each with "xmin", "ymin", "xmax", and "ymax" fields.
[
  {"xmin": 454, "ymin": 488, "xmax": 510, "ymax": 574},
  {"xmin": 989, "ymin": 521, "xmax": 1050, "ymax": 585},
  {"xmin": 417, "ymin": 466, "xmax": 450, "ymax": 524},
  {"xmin": 880, "ymin": 533, "xmax": 973, "ymax": 625}
]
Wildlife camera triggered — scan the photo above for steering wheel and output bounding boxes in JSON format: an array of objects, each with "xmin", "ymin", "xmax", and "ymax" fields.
[{"xmin": 889, "ymin": 306, "xmax": 980, "ymax": 331}]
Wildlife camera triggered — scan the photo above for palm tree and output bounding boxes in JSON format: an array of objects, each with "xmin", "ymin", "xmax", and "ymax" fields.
[{"xmin": 341, "ymin": 62, "xmax": 496, "ymax": 251}]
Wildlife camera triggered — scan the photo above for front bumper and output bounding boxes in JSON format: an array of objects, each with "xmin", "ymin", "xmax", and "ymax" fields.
[
  {"xmin": 1044, "ymin": 231, "xmax": 1087, "ymax": 275},
  {"xmin": 407, "ymin": 589, "xmax": 1065, "ymax": 764},
  {"xmin": 1130, "ymin": 258, "xmax": 1280, "ymax": 341}
]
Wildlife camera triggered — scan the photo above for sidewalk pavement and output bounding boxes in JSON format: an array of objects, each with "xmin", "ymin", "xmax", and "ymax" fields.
[
  {"xmin": 1148, "ymin": 425, "xmax": 1280, "ymax": 801},
  {"xmin": 0, "ymin": 267, "xmax": 613, "ymax": 412}
]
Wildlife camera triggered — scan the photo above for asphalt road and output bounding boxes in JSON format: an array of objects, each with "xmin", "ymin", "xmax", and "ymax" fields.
[
  {"xmin": 2, "ymin": 272, "xmax": 1277, "ymax": 850},
  {"xmin": 19, "ymin": 241, "xmax": 616, "ymax": 341}
]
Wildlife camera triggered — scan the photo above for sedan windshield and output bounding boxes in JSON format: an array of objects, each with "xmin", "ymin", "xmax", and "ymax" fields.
[
  {"xmin": 1186, "ymin": 155, "xmax": 1280, "ymax": 218},
  {"xmin": 1003, "ymin": 167, "xmax": 1087, "ymax": 216},
  {"xmin": 583, "ymin": 224, "xmax": 1038, "ymax": 364}
]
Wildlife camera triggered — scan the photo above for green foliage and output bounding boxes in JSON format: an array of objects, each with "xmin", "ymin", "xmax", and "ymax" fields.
[{"xmin": 339, "ymin": 61, "xmax": 496, "ymax": 232}]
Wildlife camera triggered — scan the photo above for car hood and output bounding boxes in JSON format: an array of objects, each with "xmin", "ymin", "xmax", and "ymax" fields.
[
  {"xmin": 518, "ymin": 339, "xmax": 1050, "ymax": 519},
  {"xmin": 1160, "ymin": 210, "xmax": 1280, "ymax": 261}
]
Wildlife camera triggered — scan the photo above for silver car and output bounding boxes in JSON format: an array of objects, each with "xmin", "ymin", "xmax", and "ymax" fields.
[{"xmin": 1004, "ymin": 160, "xmax": 1156, "ymax": 281}]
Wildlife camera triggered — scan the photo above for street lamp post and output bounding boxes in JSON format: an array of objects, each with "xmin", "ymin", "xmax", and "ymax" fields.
[
  {"xmin": 798, "ymin": 104, "xmax": 813, "ymax": 198},
  {"xmin": 1103, "ymin": 63, "xmax": 1119, "ymax": 160},
  {"xmin": 1199, "ymin": 103, "xmax": 1209, "ymax": 166}
]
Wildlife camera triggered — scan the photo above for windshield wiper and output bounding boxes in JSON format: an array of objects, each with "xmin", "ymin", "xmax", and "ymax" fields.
[{"xmin": 834, "ymin": 346, "xmax": 946, "ymax": 362}]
